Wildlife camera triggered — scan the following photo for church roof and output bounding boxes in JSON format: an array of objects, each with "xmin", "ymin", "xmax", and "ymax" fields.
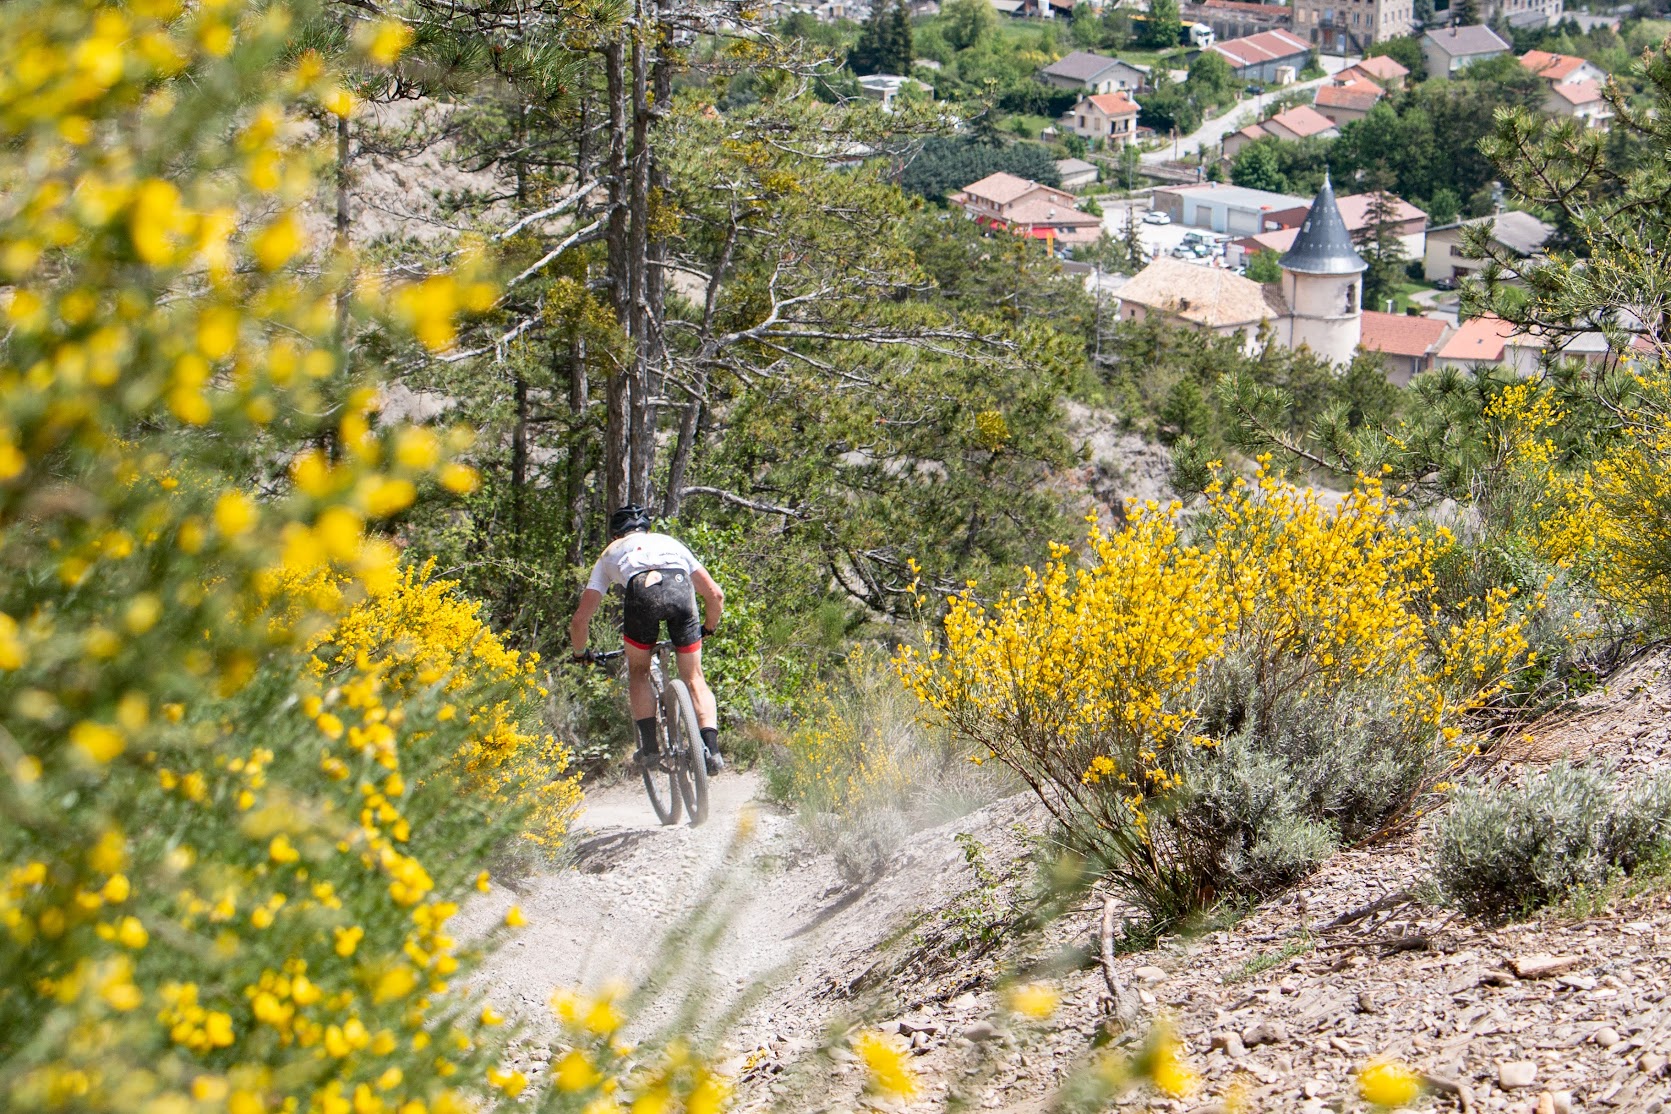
[{"xmin": 1278, "ymin": 174, "xmax": 1367, "ymax": 276}]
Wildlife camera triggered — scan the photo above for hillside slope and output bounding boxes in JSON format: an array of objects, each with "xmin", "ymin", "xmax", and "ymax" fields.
[{"xmin": 460, "ymin": 652, "xmax": 1671, "ymax": 1113}]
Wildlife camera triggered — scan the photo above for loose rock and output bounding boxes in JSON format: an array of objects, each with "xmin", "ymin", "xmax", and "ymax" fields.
[
  {"xmin": 1498, "ymin": 1061, "xmax": 1538, "ymax": 1089},
  {"xmin": 1509, "ymin": 955, "xmax": 1583, "ymax": 979},
  {"xmin": 1242, "ymin": 1021, "xmax": 1290, "ymax": 1048},
  {"xmin": 1210, "ymin": 1032, "xmax": 1247, "ymax": 1058}
]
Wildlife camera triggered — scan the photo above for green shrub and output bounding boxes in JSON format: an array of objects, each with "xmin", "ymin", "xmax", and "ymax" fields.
[
  {"xmin": 1151, "ymin": 655, "xmax": 1434, "ymax": 902},
  {"xmin": 767, "ymin": 649, "xmax": 1014, "ymax": 882},
  {"xmin": 1429, "ymin": 763, "xmax": 1671, "ymax": 919}
]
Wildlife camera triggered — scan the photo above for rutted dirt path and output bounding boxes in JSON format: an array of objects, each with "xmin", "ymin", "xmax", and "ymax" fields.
[{"xmin": 455, "ymin": 770, "xmax": 1041, "ymax": 1066}]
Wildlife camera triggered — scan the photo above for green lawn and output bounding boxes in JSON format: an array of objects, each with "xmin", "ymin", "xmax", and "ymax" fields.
[
  {"xmin": 1377, "ymin": 278, "xmax": 1439, "ymax": 315},
  {"xmin": 1005, "ymin": 113, "xmax": 1058, "ymax": 139}
]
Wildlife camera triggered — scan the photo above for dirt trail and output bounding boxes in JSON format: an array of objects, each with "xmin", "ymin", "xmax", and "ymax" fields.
[{"xmin": 456, "ymin": 770, "xmax": 1035, "ymax": 1058}]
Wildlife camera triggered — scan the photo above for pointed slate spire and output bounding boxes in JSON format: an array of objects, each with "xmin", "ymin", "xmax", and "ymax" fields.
[{"xmin": 1279, "ymin": 172, "xmax": 1367, "ymax": 276}]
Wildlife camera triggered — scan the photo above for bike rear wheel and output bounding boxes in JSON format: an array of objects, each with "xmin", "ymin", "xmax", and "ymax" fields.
[
  {"xmin": 668, "ymin": 678, "xmax": 708, "ymax": 826},
  {"xmin": 641, "ymin": 711, "xmax": 682, "ymax": 826}
]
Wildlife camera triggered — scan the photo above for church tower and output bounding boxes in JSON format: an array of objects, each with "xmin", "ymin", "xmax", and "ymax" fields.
[{"xmin": 1278, "ymin": 173, "xmax": 1366, "ymax": 366}]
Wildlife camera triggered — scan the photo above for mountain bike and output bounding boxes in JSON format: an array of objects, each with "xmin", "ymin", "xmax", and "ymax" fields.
[{"xmin": 582, "ymin": 642, "xmax": 709, "ymax": 826}]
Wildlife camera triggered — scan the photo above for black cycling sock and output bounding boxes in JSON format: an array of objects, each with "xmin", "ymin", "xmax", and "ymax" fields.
[
  {"xmin": 700, "ymin": 726, "xmax": 719, "ymax": 754},
  {"xmin": 635, "ymin": 717, "xmax": 658, "ymax": 754}
]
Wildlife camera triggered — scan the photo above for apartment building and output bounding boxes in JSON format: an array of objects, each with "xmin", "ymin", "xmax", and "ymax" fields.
[{"xmin": 1291, "ymin": 0, "xmax": 1416, "ymax": 54}]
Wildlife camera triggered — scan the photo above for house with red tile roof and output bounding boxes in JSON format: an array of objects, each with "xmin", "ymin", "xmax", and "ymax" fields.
[
  {"xmin": 1358, "ymin": 311, "xmax": 1451, "ymax": 385},
  {"xmin": 949, "ymin": 172, "xmax": 1103, "ymax": 248},
  {"xmin": 1222, "ymin": 107, "xmax": 1354, "ymax": 157},
  {"xmin": 1262, "ymin": 104, "xmax": 1339, "ymax": 142},
  {"xmin": 1341, "ymin": 54, "xmax": 1408, "ymax": 90},
  {"xmin": 1314, "ymin": 77, "xmax": 1384, "ymax": 125},
  {"xmin": 1431, "ymin": 313, "xmax": 1616, "ymax": 375},
  {"xmin": 1221, "ymin": 122, "xmax": 1270, "ymax": 159},
  {"xmin": 1064, "ymin": 91, "xmax": 1140, "ymax": 148},
  {"xmin": 1519, "ymin": 50, "xmax": 1606, "ymax": 86},
  {"xmin": 1434, "ymin": 314, "xmax": 1531, "ymax": 373}
]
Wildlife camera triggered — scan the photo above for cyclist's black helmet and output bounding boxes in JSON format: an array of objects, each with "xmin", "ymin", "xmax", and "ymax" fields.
[{"xmin": 609, "ymin": 503, "xmax": 652, "ymax": 538}]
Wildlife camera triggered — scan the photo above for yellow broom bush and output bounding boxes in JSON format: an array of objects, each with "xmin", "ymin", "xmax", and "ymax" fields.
[
  {"xmin": 900, "ymin": 463, "xmax": 1530, "ymax": 916},
  {"xmin": 309, "ymin": 561, "xmax": 581, "ymax": 850},
  {"xmin": 0, "ymin": 2, "xmax": 577, "ymax": 1110}
]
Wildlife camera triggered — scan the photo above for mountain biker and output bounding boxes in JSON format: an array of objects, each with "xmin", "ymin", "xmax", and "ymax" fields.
[{"xmin": 570, "ymin": 504, "xmax": 725, "ymax": 776}]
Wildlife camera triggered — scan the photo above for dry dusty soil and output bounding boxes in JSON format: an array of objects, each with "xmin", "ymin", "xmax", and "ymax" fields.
[{"xmin": 458, "ymin": 652, "xmax": 1671, "ymax": 1114}]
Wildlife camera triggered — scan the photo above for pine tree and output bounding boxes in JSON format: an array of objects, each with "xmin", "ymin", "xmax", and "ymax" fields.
[
  {"xmin": 885, "ymin": 0, "xmax": 915, "ymax": 74},
  {"xmin": 1122, "ymin": 212, "xmax": 1148, "ymax": 272},
  {"xmin": 849, "ymin": 0, "xmax": 889, "ymax": 75},
  {"xmin": 1354, "ymin": 169, "xmax": 1409, "ymax": 311}
]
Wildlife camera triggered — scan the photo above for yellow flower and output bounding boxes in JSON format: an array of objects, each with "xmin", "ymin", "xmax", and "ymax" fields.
[
  {"xmin": 438, "ymin": 462, "xmax": 479, "ymax": 495},
  {"xmin": 554, "ymin": 1050, "xmax": 600, "ymax": 1092},
  {"xmin": 71, "ymin": 721, "xmax": 126, "ymax": 764},
  {"xmin": 1006, "ymin": 982, "xmax": 1060, "ymax": 1019},
  {"xmin": 129, "ymin": 179, "xmax": 188, "ymax": 266},
  {"xmin": 215, "ymin": 490, "xmax": 258, "ymax": 538},
  {"xmin": 363, "ymin": 19, "xmax": 414, "ymax": 65},
  {"xmin": 487, "ymin": 1068, "xmax": 528, "ymax": 1097},
  {"xmin": 853, "ymin": 1031, "xmax": 918, "ymax": 1099},
  {"xmin": 362, "ymin": 476, "xmax": 416, "ymax": 518},
  {"xmin": 504, "ymin": 905, "xmax": 526, "ymax": 928},
  {"xmin": 269, "ymin": 835, "xmax": 300, "ymax": 864},
  {"xmin": 251, "ymin": 212, "xmax": 305, "ymax": 271},
  {"xmin": 322, "ymin": 87, "xmax": 356, "ymax": 118},
  {"xmin": 1142, "ymin": 1026, "xmax": 1198, "ymax": 1098},
  {"xmin": 1358, "ymin": 1060, "xmax": 1423, "ymax": 1108}
]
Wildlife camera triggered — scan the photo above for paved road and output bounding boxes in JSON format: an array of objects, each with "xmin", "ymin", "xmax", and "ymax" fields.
[{"xmin": 1140, "ymin": 54, "xmax": 1354, "ymax": 166}]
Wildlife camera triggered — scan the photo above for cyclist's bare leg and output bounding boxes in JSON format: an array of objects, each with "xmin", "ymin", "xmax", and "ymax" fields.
[
  {"xmin": 624, "ymin": 643, "xmax": 656, "ymax": 720},
  {"xmin": 674, "ymin": 646, "xmax": 718, "ymax": 729}
]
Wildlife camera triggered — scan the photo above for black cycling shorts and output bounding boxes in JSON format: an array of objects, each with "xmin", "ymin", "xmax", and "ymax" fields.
[{"xmin": 622, "ymin": 567, "xmax": 702, "ymax": 653}]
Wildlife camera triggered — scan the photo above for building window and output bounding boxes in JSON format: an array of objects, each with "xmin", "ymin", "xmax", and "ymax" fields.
[{"xmin": 1345, "ymin": 283, "xmax": 1356, "ymax": 312}]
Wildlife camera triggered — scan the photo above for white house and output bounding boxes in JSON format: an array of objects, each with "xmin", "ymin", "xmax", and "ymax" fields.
[
  {"xmin": 1423, "ymin": 210, "xmax": 1554, "ymax": 283},
  {"xmin": 1039, "ymin": 51, "xmax": 1147, "ymax": 94},
  {"xmin": 1064, "ymin": 92, "xmax": 1140, "ymax": 148},
  {"xmin": 1545, "ymin": 80, "xmax": 1613, "ymax": 129},
  {"xmin": 1421, "ymin": 25, "xmax": 1511, "ymax": 77}
]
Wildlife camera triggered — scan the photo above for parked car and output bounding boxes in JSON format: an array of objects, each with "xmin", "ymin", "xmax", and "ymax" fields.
[
  {"xmin": 1244, "ymin": 83, "xmax": 1265, "ymax": 96},
  {"xmin": 1433, "ymin": 276, "xmax": 1457, "ymax": 291},
  {"xmin": 1142, "ymin": 210, "xmax": 1171, "ymax": 225}
]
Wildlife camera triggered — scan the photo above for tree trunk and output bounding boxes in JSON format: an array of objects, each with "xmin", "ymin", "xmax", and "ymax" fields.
[
  {"xmin": 603, "ymin": 37, "xmax": 631, "ymax": 513},
  {"xmin": 626, "ymin": 9, "xmax": 655, "ymax": 507},
  {"xmin": 565, "ymin": 331, "xmax": 591, "ymax": 570},
  {"xmin": 511, "ymin": 369, "xmax": 528, "ymax": 561}
]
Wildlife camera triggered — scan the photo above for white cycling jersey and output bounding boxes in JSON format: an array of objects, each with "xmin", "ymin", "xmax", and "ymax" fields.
[{"xmin": 584, "ymin": 532, "xmax": 706, "ymax": 595}]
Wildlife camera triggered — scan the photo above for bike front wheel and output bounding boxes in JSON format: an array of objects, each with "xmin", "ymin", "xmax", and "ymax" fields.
[{"xmin": 667, "ymin": 678, "xmax": 708, "ymax": 826}]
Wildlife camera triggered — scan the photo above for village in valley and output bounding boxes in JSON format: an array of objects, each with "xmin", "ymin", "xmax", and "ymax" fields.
[{"xmin": 781, "ymin": 0, "xmax": 1655, "ymax": 378}]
